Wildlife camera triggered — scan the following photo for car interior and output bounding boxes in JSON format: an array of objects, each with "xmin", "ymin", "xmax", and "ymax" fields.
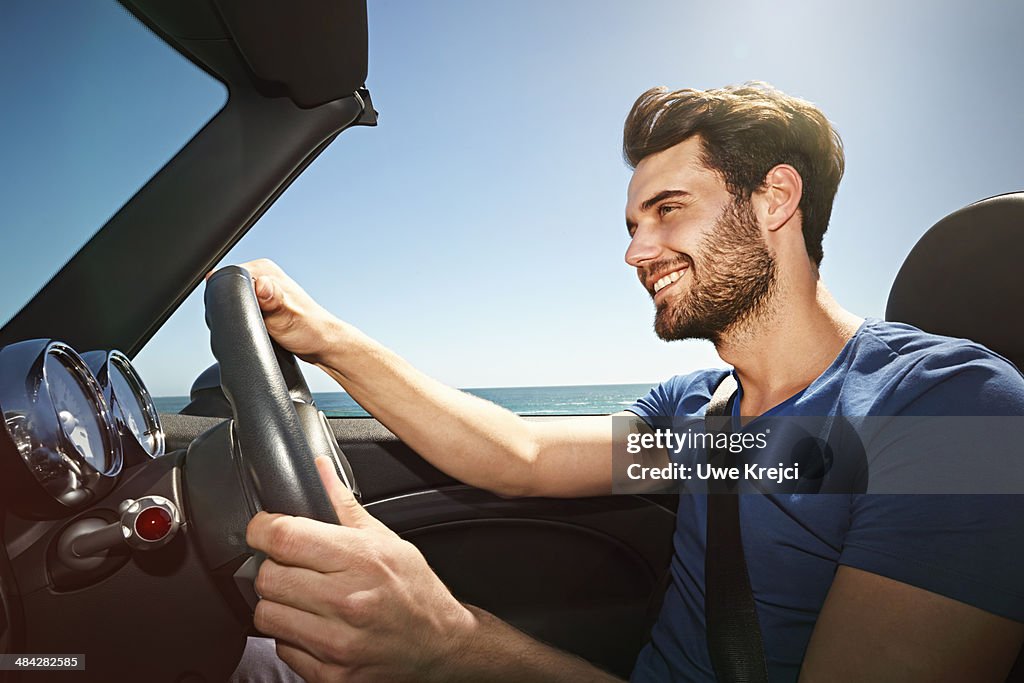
[{"xmin": 0, "ymin": 1, "xmax": 1020, "ymax": 682}]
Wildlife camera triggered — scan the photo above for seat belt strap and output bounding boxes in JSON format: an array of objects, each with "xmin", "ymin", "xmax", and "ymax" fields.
[{"xmin": 704, "ymin": 374, "xmax": 770, "ymax": 682}]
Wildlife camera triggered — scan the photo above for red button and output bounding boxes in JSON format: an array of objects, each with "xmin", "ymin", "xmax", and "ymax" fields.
[{"xmin": 135, "ymin": 506, "xmax": 172, "ymax": 541}]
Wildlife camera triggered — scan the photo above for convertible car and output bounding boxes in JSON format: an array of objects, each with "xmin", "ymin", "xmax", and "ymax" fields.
[{"xmin": 0, "ymin": 1, "xmax": 1021, "ymax": 682}]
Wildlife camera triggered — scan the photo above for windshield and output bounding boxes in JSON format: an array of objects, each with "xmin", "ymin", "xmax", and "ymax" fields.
[{"xmin": 0, "ymin": 0, "xmax": 226, "ymax": 327}]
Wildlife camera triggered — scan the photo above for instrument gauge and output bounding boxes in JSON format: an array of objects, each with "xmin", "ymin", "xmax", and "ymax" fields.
[
  {"xmin": 0, "ymin": 339, "xmax": 121, "ymax": 518},
  {"xmin": 45, "ymin": 350, "xmax": 113, "ymax": 475},
  {"xmin": 83, "ymin": 350, "xmax": 165, "ymax": 461}
]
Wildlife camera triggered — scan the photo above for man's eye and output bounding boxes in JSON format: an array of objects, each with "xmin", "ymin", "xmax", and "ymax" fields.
[{"xmin": 659, "ymin": 204, "xmax": 678, "ymax": 216}]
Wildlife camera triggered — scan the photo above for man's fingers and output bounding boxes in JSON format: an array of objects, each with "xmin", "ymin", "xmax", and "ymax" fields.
[
  {"xmin": 255, "ymin": 599, "xmax": 354, "ymax": 664},
  {"xmin": 315, "ymin": 456, "xmax": 380, "ymax": 530},
  {"xmin": 252, "ymin": 275, "xmax": 288, "ymax": 319},
  {"xmin": 247, "ymin": 512, "xmax": 366, "ymax": 572},
  {"xmin": 254, "ymin": 275, "xmax": 276, "ymax": 302},
  {"xmin": 237, "ymin": 260, "xmax": 286, "ymax": 311},
  {"xmin": 205, "ymin": 260, "xmax": 284, "ymax": 318},
  {"xmin": 255, "ymin": 558, "xmax": 367, "ymax": 619}
]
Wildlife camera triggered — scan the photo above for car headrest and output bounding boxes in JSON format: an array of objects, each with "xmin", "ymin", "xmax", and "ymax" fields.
[{"xmin": 886, "ymin": 192, "xmax": 1024, "ymax": 370}]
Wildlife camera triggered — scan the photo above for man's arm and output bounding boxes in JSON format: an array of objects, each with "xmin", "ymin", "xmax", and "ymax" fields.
[
  {"xmin": 800, "ymin": 566, "xmax": 1023, "ymax": 682},
  {"xmin": 238, "ymin": 259, "xmax": 645, "ymax": 498},
  {"xmin": 800, "ymin": 359, "xmax": 1024, "ymax": 680},
  {"xmin": 315, "ymin": 321, "xmax": 638, "ymax": 497},
  {"xmin": 247, "ymin": 457, "xmax": 624, "ymax": 682}
]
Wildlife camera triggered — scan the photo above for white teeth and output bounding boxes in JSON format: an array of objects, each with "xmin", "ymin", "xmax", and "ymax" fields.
[{"xmin": 653, "ymin": 268, "xmax": 687, "ymax": 293}]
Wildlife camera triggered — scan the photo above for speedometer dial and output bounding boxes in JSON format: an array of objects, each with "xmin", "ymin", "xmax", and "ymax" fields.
[
  {"xmin": 83, "ymin": 350, "xmax": 165, "ymax": 461},
  {"xmin": 0, "ymin": 339, "xmax": 121, "ymax": 518},
  {"xmin": 46, "ymin": 352, "xmax": 111, "ymax": 474}
]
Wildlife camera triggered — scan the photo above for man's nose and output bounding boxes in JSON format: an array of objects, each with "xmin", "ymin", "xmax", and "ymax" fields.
[{"xmin": 625, "ymin": 224, "xmax": 662, "ymax": 267}]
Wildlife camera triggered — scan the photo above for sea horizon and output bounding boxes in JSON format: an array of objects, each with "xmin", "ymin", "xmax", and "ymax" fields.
[{"xmin": 154, "ymin": 382, "xmax": 657, "ymax": 417}]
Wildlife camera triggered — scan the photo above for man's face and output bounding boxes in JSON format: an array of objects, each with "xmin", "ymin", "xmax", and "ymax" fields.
[{"xmin": 624, "ymin": 136, "xmax": 777, "ymax": 343}]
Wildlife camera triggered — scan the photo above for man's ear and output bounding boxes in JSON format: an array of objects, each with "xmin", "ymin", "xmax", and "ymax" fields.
[{"xmin": 754, "ymin": 164, "xmax": 802, "ymax": 232}]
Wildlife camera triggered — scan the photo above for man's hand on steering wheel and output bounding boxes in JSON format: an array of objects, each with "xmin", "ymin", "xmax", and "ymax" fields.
[
  {"xmin": 213, "ymin": 260, "xmax": 627, "ymax": 682},
  {"xmin": 210, "ymin": 260, "xmax": 475, "ymax": 679},
  {"xmin": 231, "ymin": 258, "xmax": 342, "ymax": 365},
  {"xmin": 247, "ymin": 458, "xmax": 475, "ymax": 682}
]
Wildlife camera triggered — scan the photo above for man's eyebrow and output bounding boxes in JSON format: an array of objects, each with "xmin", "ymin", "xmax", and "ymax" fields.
[
  {"xmin": 642, "ymin": 189, "xmax": 690, "ymax": 212},
  {"xmin": 626, "ymin": 189, "xmax": 691, "ymax": 232}
]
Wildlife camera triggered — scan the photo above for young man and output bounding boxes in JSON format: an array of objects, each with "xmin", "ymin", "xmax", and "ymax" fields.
[{"xmin": 233, "ymin": 83, "xmax": 1024, "ymax": 681}]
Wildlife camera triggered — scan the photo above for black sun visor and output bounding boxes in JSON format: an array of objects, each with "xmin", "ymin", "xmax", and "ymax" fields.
[{"xmin": 124, "ymin": 0, "xmax": 369, "ymax": 108}]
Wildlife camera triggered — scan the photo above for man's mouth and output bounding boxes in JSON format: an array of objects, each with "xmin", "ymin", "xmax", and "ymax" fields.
[{"xmin": 652, "ymin": 267, "xmax": 688, "ymax": 296}]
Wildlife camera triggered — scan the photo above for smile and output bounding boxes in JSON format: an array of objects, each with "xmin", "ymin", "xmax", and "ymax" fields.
[{"xmin": 653, "ymin": 268, "xmax": 688, "ymax": 294}]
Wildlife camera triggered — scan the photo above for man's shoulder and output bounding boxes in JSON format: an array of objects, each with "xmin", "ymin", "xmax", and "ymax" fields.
[
  {"xmin": 852, "ymin": 319, "xmax": 1024, "ymax": 415},
  {"xmin": 630, "ymin": 368, "xmax": 731, "ymax": 419},
  {"xmin": 856, "ymin": 318, "xmax": 1012, "ymax": 365}
]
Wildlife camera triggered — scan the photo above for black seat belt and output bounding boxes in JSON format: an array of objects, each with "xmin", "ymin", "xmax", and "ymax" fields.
[{"xmin": 704, "ymin": 374, "xmax": 770, "ymax": 682}]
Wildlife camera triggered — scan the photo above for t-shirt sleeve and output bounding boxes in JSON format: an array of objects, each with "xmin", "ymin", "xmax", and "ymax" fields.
[
  {"xmin": 628, "ymin": 369, "xmax": 731, "ymax": 425},
  {"xmin": 629, "ymin": 380, "xmax": 676, "ymax": 422},
  {"xmin": 839, "ymin": 494, "xmax": 1024, "ymax": 620},
  {"xmin": 838, "ymin": 354, "xmax": 1024, "ymax": 621},
  {"xmin": 881, "ymin": 347, "xmax": 1024, "ymax": 417}
]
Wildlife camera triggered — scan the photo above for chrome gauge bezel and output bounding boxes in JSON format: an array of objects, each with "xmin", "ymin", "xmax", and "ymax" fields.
[
  {"xmin": 0, "ymin": 339, "xmax": 122, "ymax": 518},
  {"xmin": 109, "ymin": 350, "xmax": 166, "ymax": 458},
  {"xmin": 43, "ymin": 343, "xmax": 123, "ymax": 477},
  {"xmin": 85, "ymin": 350, "xmax": 165, "ymax": 461}
]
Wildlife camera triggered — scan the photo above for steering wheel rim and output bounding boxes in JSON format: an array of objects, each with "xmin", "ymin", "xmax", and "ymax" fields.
[{"xmin": 204, "ymin": 265, "xmax": 338, "ymax": 523}]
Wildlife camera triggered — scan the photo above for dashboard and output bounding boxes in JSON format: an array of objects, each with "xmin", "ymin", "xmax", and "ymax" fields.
[
  {"xmin": 0, "ymin": 333, "xmax": 373, "ymax": 680},
  {"xmin": 0, "ymin": 338, "xmax": 255, "ymax": 681},
  {"xmin": 0, "ymin": 339, "xmax": 165, "ymax": 520}
]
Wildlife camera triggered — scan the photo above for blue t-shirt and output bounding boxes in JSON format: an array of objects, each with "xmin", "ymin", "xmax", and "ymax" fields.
[{"xmin": 628, "ymin": 318, "xmax": 1024, "ymax": 682}]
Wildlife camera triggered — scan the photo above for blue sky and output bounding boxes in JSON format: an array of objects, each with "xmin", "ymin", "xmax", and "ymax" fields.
[{"xmin": 2, "ymin": 0, "xmax": 1023, "ymax": 396}]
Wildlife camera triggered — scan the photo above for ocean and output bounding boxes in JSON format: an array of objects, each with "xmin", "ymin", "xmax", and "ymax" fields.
[{"xmin": 153, "ymin": 383, "xmax": 655, "ymax": 417}]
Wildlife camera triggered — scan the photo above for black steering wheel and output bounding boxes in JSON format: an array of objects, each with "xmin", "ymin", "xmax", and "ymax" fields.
[
  {"xmin": 182, "ymin": 266, "xmax": 359, "ymax": 639},
  {"xmin": 2, "ymin": 267, "xmax": 359, "ymax": 683},
  {"xmin": 124, "ymin": 265, "xmax": 364, "ymax": 681},
  {"xmin": 203, "ymin": 265, "xmax": 342, "ymax": 522}
]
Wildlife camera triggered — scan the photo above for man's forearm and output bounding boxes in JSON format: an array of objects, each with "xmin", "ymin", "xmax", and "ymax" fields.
[
  {"xmin": 239, "ymin": 259, "xmax": 613, "ymax": 497},
  {"xmin": 313, "ymin": 318, "xmax": 545, "ymax": 496},
  {"xmin": 437, "ymin": 605, "xmax": 624, "ymax": 683}
]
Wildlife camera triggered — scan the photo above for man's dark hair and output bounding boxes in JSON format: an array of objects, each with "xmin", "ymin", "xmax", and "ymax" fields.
[{"xmin": 623, "ymin": 82, "xmax": 844, "ymax": 266}]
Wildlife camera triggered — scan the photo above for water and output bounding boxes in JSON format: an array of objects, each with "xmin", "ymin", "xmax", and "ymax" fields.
[{"xmin": 153, "ymin": 383, "xmax": 655, "ymax": 417}]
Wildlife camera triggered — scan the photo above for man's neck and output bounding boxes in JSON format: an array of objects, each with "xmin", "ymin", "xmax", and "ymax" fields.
[{"xmin": 716, "ymin": 282, "xmax": 863, "ymax": 417}]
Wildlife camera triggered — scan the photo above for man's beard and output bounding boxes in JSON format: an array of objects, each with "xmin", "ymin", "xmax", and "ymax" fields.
[{"xmin": 649, "ymin": 198, "xmax": 777, "ymax": 344}]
